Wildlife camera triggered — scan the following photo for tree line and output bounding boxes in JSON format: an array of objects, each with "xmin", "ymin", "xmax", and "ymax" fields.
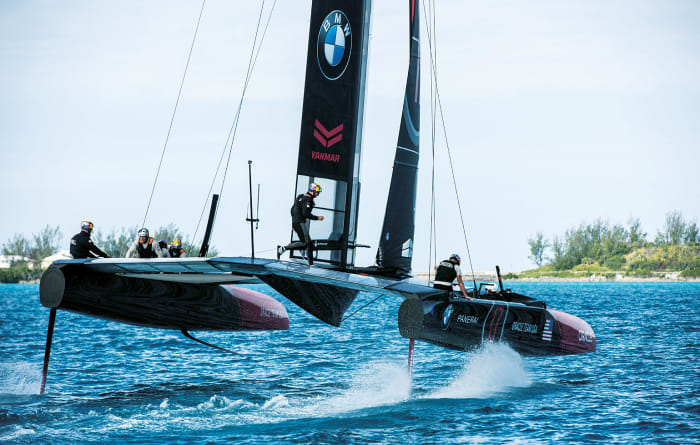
[
  {"xmin": 1, "ymin": 224, "xmax": 217, "ymax": 282},
  {"xmin": 528, "ymin": 210, "xmax": 699, "ymax": 274}
]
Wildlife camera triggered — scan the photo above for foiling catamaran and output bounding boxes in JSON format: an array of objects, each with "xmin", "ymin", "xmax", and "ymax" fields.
[{"xmin": 38, "ymin": 0, "xmax": 595, "ymax": 393}]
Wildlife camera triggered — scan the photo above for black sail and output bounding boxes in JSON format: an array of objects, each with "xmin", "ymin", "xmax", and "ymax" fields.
[
  {"xmin": 376, "ymin": 0, "xmax": 420, "ymax": 275},
  {"xmin": 293, "ymin": 0, "xmax": 372, "ymax": 268}
]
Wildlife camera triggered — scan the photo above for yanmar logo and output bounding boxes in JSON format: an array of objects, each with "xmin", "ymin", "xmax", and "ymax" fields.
[
  {"xmin": 311, "ymin": 119, "xmax": 342, "ymax": 164},
  {"xmin": 313, "ymin": 119, "xmax": 343, "ymax": 148}
]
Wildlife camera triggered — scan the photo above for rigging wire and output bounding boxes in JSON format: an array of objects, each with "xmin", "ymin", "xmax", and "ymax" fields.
[
  {"xmin": 421, "ymin": 0, "xmax": 478, "ymax": 287},
  {"xmin": 141, "ymin": 0, "xmax": 208, "ymax": 229},
  {"xmin": 191, "ymin": 0, "xmax": 277, "ymax": 246},
  {"xmin": 342, "ymin": 294, "xmax": 386, "ymax": 322}
]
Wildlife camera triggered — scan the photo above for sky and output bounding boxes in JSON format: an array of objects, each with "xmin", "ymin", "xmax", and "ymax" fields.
[{"xmin": 1, "ymin": 0, "xmax": 698, "ymax": 273}]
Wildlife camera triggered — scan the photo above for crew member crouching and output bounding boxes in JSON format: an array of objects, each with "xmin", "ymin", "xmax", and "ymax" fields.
[
  {"xmin": 168, "ymin": 238, "xmax": 186, "ymax": 258},
  {"xmin": 125, "ymin": 228, "xmax": 165, "ymax": 258}
]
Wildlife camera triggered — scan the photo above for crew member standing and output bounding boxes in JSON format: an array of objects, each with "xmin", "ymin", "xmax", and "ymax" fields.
[
  {"xmin": 433, "ymin": 254, "xmax": 472, "ymax": 300},
  {"xmin": 70, "ymin": 220, "xmax": 110, "ymax": 259},
  {"xmin": 168, "ymin": 238, "xmax": 186, "ymax": 258},
  {"xmin": 277, "ymin": 182, "xmax": 324, "ymax": 265},
  {"xmin": 125, "ymin": 228, "xmax": 165, "ymax": 258}
]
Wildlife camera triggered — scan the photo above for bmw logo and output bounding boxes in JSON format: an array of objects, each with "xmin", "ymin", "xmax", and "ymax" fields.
[
  {"xmin": 317, "ymin": 10, "xmax": 352, "ymax": 80},
  {"xmin": 442, "ymin": 304, "xmax": 454, "ymax": 330}
]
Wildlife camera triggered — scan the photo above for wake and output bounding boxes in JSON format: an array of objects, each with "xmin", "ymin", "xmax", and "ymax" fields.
[
  {"xmin": 426, "ymin": 342, "xmax": 532, "ymax": 399},
  {"xmin": 0, "ymin": 361, "xmax": 41, "ymax": 395}
]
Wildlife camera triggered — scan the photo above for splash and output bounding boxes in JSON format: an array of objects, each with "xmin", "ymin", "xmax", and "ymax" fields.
[
  {"xmin": 427, "ymin": 342, "xmax": 531, "ymax": 399},
  {"xmin": 0, "ymin": 361, "xmax": 41, "ymax": 395},
  {"xmin": 261, "ymin": 394, "xmax": 290, "ymax": 410},
  {"xmin": 0, "ymin": 426, "xmax": 37, "ymax": 441},
  {"xmin": 300, "ymin": 361, "xmax": 411, "ymax": 416}
]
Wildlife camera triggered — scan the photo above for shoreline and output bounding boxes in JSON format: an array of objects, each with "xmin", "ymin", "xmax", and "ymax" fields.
[{"xmin": 413, "ymin": 273, "xmax": 699, "ymax": 283}]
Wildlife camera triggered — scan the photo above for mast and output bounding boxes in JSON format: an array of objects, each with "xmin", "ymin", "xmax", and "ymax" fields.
[
  {"xmin": 376, "ymin": 0, "xmax": 420, "ymax": 275},
  {"xmin": 292, "ymin": 0, "xmax": 373, "ymax": 269}
]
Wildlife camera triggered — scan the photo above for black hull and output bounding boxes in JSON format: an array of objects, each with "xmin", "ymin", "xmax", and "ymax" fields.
[
  {"xmin": 40, "ymin": 264, "xmax": 288, "ymax": 331},
  {"xmin": 399, "ymin": 293, "xmax": 596, "ymax": 357}
]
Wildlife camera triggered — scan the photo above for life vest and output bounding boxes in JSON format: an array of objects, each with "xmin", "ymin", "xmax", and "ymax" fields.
[
  {"xmin": 434, "ymin": 260, "xmax": 458, "ymax": 287},
  {"xmin": 169, "ymin": 247, "xmax": 184, "ymax": 258},
  {"xmin": 136, "ymin": 238, "xmax": 155, "ymax": 258}
]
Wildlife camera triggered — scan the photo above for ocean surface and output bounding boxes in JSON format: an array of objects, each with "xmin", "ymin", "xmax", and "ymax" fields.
[{"xmin": 1, "ymin": 281, "xmax": 698, "ymax": 444}]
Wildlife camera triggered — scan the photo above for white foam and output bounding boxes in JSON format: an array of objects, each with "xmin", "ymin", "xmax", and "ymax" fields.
[
  {"xmin": 0, "ymin": 425, "xmax": 37, "ymax": 441},
  {"xmin": 261, "ymin": 394, "xmax": 290, "ymax": 411},
  {"xmin": 74, "ymin": 351, "xmax": 526, "ymax": 435},
  {"xmin": 0, "ymin": 361, "xmax": 41, "ymax": 395},
  {"xmin": 299, "ymin": 361, "xmax": 411, "ymax": 416},
  {"xmin": 195, "ymin": 394, "xmax": 237, "ymax": 411},
  {"xmin": 427, "ymin": 342, "xmax": 532, "ymax": 399}
]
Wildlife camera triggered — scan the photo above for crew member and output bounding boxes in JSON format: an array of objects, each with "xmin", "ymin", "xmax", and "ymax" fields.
[
  {"xmin": 168, "ymin": 238, "xmax": 186, "ymax": 258},
  {"xmin": 70, "ymin": 220, "xmax": 110, "ymax": 259},
  {"xmin": 277, "ymin": 182, "xmax": 325, "ymax": 265},
  {"xmin": 433, "ymin": 254, "xmax": 472, "ymax": 300},
  {"xmin": 125, "ymin": 228, "xmax": 165, "ymax": 258},
  {"xmin": 157, "ymin": 240, "xmax": 169, "ymax": 258}
]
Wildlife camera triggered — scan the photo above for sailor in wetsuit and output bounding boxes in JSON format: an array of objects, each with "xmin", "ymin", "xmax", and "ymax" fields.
[
  {"xmin": 125, "ymin": 228, "xmax": 166, "ymax": 258},
  {"xmin": 168, "ymin": 238, "xmax": 186, "ymax": 258},
  {"xmin": 70, "ymin": 220, "xmax": 110, "ymax": 259},
  {"xmin": 276, "ymin": 182, "xmax": 325, "ymax": 265},
  {"xmin": 433, "ymin": 254, "xmax": 472, "ymax": 300}
]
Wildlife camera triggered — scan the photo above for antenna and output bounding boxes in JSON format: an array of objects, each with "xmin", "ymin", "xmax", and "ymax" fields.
[{"xmin": 246, "ymin": 161, "xmax": 259, "ymax": 260}]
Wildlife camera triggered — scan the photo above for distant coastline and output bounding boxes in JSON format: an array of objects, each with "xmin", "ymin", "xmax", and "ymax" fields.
[{"xmin": 414, "ymin": 272, "xmax": 699, "ymax": 283}]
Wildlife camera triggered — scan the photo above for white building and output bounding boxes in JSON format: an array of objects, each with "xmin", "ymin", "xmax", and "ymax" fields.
[
  {"xmin": 41, "ymin": 250, "xmax": 72, "ymax": 269},
  {"xmin": 0, "ymin": 255, "xmax": 32, "ymax": 269}
]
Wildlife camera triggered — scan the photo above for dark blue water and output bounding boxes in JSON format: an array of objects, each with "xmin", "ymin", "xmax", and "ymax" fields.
[{"xmin": 1, "ymin": 282, "xmax": 698, "ymax": 443}]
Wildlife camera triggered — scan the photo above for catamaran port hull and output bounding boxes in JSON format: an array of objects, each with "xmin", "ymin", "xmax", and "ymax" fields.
[
  {"xmin": 40, "ymin": 264, "xmax": 289, "ymax": 331},
  {"xmin": 398, "ymin": 294, "xmax": 596, "ymax": 356}
]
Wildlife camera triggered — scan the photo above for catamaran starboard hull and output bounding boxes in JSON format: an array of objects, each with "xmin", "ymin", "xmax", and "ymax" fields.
[
  {"xmin": 40, "ymin": 264, "xmax": 289, "ymax": 331},
  {"xmin": 398, "ymin": 295, "xmax": 596, "ymax": 356}
]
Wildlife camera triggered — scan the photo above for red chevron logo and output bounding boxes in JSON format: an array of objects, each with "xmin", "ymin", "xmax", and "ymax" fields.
[{"xmin": 313, "ymin": 119, "xmax": 343, "ymax": 148}]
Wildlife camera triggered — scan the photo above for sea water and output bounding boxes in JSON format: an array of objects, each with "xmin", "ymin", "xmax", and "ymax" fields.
[{"xmin": 1, "ymin": 282, "xmax": 698, "ymax": 443}]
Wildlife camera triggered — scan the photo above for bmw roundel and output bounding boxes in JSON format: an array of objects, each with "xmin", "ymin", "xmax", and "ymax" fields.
[
  {"xmin": 442, "ymin": 304, "xmax": 454, "ymax": 330},
  {"xmin": 317, "ymin": 10, "xmax": 352, "ymax": 80}
]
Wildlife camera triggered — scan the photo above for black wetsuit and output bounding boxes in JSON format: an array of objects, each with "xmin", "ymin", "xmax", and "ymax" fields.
[
  {"xmin": 434, "ymin": 260, "xmax": 459, "ymax": 291},
  {"xmin": 70, "ymin": 231, "xmax": 109, "ymax": 259},
  {"xmin": 285, "ymin": 193, "xmax": 320, "ymax": 264}
]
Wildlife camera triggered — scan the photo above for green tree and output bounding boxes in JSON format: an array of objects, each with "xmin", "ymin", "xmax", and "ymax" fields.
[
  {"xmin": 29, "ymin": 225, "xmax": 62, "ymax": 266},
  {"xmin": 685, "ymin": 220, "xmax": 698, "ymax": 244},
  {"xmin": 93, "ymin": 226, "xmax": 138, "ymax": 258},
  {"xmin": 527, "ymin": 232, "xmax": 550, "ymax": 267},
  {"xmin": 550, "ymin": 235, "xmax": 573, "ymax": 270},
  {"xmin": 656, "ymin": 210, "xmax": 686, "ymax": 245},
  {"xmin": 1, "ymin": 233, "xmax": 31, "ymax": 265},
  {"xmin": 628, "ymin": 217, "xmax": 646, "ymax": 246},
  {"xmin": 2, "ymin": 226, "xmax": 61, "ymax": 268}
]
